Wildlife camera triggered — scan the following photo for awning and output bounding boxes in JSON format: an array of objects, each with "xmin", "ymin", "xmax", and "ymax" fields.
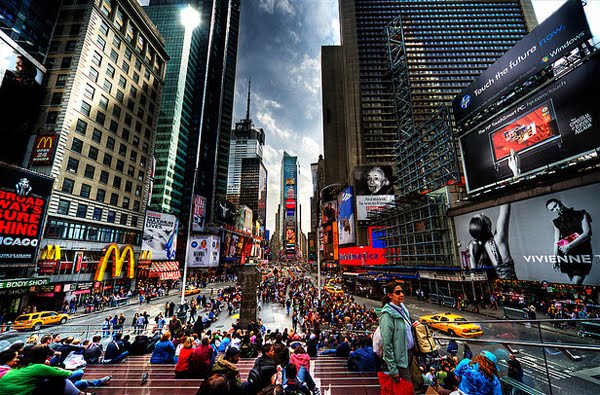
[{"xmin": 149, "ymin": 261, "xmax": 181, "ymax": 281}]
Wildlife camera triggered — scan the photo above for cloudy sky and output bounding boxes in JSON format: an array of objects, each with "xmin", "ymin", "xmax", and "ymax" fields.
[{"xmin": 233, "ymin": 0, "xmax": 600, "ymax": 236}]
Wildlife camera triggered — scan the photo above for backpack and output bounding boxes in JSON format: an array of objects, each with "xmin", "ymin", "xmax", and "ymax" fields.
[
  {"xmin": 247, "ymin": 365, "xmax": 262, "ymax": 387},
  {"xmin": 372, "ymin": 326, "xmax": 382, "ymax": 356},
  {"xmin": 412, "ymin": 322, "xmax": 436, "ymax": 354}
]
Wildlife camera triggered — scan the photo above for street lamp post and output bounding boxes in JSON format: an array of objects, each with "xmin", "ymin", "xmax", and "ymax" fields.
[{"xmin": 178, "ymin": 5, "xmax": 201, "ymax": 307}]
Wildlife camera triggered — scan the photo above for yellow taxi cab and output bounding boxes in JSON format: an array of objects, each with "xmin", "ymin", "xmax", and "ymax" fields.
[
  {"xmin": 325, "ymin": 285, "xmax": 345, "ymax": 296},
  {"xmin": 419, "ymin": 312, "xmax": 483, "ymax": 338},
  {"xmin": 12, "ymin": 311, "xmax": 69, "ymax": 332},
  {"xmin": 182, "ymin": 286, "xmax": 201, "ymax": 296}
]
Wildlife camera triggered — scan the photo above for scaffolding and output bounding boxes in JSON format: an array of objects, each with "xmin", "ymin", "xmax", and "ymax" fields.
[{"xmin": 369, "ymin": 16, "xmax": 460, "ymax": 269}]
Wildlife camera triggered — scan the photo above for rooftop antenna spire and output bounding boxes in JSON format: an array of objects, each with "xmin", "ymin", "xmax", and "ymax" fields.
[{"xmin": 245, "ymin": 78, "xmax": 251, "ymax": 122}]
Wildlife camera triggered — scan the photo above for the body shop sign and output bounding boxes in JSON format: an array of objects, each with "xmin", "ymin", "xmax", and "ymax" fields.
[{"xmin": 0, "ymin": 164, "xmax": 53, "ymax": 266}]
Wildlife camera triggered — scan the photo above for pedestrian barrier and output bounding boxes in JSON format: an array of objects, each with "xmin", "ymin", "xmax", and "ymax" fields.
[{"xmin": 500, "ymin": 376, "xmax": 546, "ymax": 395}]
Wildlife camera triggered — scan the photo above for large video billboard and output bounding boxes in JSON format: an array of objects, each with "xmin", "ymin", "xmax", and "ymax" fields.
[
  {"xmin": 0, "ymin": 164, "xmax": 53, "ymax": 267},
  {"xmin": 187, "ymin": 235, "xmax": 220, "ymax": 268},
  {"xmin": 460, "ymin": 54, "xmax": 600, "ymax": 193},
  {"xmin": 337, "ymin": 186, "xmax": 356, "ymax": 245},
  {"xmin": 354, "ymin": 165, "xmax": 395, "ymax": 221},
  {"xmin": 452, "ymin": 0, "xmax": 592, "ymax": 123},
  {"xmin": 453, "ymin": 183, "xmax": 600, "ymax": 285},
  {"xmin": 0, "ymin": 35, "xmax": 44, "ymax": 165},
  {"xmin": 141, "ymin": 211, "xmax": 179, "ymax": 260}
]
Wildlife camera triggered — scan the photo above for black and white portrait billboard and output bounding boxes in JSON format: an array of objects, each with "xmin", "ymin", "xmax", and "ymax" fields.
[
  {"xmin": 453, "ymin": 183, "xmax": 600, "ymax": 286},
  {"xmin": 354, "ymin": 165, "xmax": 395, "ymax": 221}
]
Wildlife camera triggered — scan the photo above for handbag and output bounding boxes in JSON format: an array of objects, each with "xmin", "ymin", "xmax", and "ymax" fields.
[
  {"xmin": 425, "ymin": 385, "xmax": 440, "ymax": 395},
  {"xmin": 412, "ymin": 323, "xmax": 437, "ymax": 354}
]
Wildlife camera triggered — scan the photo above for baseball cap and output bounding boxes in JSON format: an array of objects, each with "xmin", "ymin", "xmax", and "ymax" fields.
[{"xmin": 480, "ymin": 350, "xmax": 497, "ymax": 365}]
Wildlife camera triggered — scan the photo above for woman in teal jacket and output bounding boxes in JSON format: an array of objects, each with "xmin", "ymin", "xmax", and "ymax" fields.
[{"xmin": 378, "ymin": 281, "xmax": 416, "ymax": 395}]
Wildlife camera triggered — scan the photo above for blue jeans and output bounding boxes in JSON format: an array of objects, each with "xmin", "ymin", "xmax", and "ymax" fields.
[
  {"xmin": 320, "ymin": 348, "xmax": 336, "ymax": 356},
  {"xmin": 282, "ymin": 366, "xmax": 316, "ymax": 390},
  {"xmin": 103, "ymin": 350, "xmax": 129, "ymax": 363},
  {"xmin": 69, "ymin": 369, "xmax": 106, "ymax": 390}
]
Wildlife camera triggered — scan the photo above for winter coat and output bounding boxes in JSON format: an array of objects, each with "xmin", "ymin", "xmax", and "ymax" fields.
[
  {"xmin": 347, "ymin": 346, "xmax": 377, "ymax": 372},
  {"xmin": 378, "ymin": 303, "xmax": 410, "ymax": 376},
  {"xmin": 211, "ymin": 356, "xmax": 242, "ymax": 393},
  {"xmin": 150, "ymin": 340, "xmax": 175, "ymax": 364},
  {"xmin": 290, "ymin": 352, "xmax": 311, "ymax": 371}
]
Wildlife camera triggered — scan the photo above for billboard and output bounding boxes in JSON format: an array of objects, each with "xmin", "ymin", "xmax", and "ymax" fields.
[
  {"xmin": 0, "ymin": 164, "xmax": 53, "ymax": 267},
  {"xmin": 141, "ymin": 211, "xmax": 178, "ymax": 260},
  {"xmin": 452, "ymin": 0, "xmax": 592, "ymax": 123},
  {"xmin": 188, "ymin": 235, "xmax": 220, "ymax": 268},
  {"xmin": 192, "ymin": 195, "xmax": 206, "ymax": 232},
  {"xmin": 236, "ymin": 205, "xmax": 252, "ymax": 234},
  {"xmin": 460, "ymin": 54, "xmax": 600, "ymax": 192},
  {"xmin": 339, "ymin": 245, "xmax": 386, "ymax": 266},
  {"xmin": 321, "ymin": 199, "xmax": 337, "ymax": 225},
  {"xmin": 453, "ymin": 183, "xmax": 600, "ymax": 285},
  {"xmin": 354, "ymin": 165, "xmax": 395, "ymax": 221},
  {"xmin": 0, "ymin": 35, "xmax": 44, "ymax": 165},
  {"xmin": 215, "ymin": 199, "xmax": 236, "ymax": 225},
  {"xmin": 337, "ymin": 186, "xmax": 356, "ymax": 245}
]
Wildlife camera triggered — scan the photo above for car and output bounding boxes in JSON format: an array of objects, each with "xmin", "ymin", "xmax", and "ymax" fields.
[
  {"xmin": 12, "ymin": 311, "xmax": 69, "ymax": 332},
  {"xmin": 325, "ymin": 285, "xmax": 344, "ymax": 296},
  {"xmin": 419, "ymin": 312, "xmax": 483, "ymax": 338},
  {"xmin": 182, "ymin": 286, "xmax": 201, "ymax": 296}
]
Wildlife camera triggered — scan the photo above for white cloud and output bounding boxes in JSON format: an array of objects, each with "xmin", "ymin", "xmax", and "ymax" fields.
[
  {"xmin": 289, "ymin": 30, "xmax": 301, "ymax": 45},
  {"xmin": 258, "ymin": 0, "xmax": 295, "ymax": 16},
  {"xmin": 288, "ymin": 54, "xmax": 321, "ymax": 95}
]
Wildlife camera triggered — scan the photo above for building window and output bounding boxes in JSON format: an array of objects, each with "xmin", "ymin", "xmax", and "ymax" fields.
[
  {"xmin": 113, "ymin": 175, "xmax": 122, "ymax": 188},
  {"xmin": 110, "ymin": 49, "xmax": 118, "ymax": 62},
  {"xmin": 46, "ymin": 111, "xmax": 59, "ymax": 124},
  {"xmin": 99, "ymin": 22, "xmax": 109, "ymax": 36},
  {"xmin": 113, "ymin": 36, "xmax": 122, "ymax": 49},
  {"xmin": 116, "ymin": 159, "xmax": 124, "ymax": 172},
  {"xmin": 110, "ymin": 193, "xmax": 118, "ymax": 205},
  {"xmin": 75, "ymin": 119, "xmax": 87, "ymax": 135},
  {"xmin": 99, "ymin": 171, "xmax": 109, "ymax": 184},
  {"xmin": 56, "ymin": 75, "xmax": 67, "ymax": 87},
  {"xmin": 124, "ymin": 181, "xmax": 132, "ymax": 193},
  {"xmin": 96, "ymin": 188, "xmax": 106, "ymax": 203},
  {"xmin": 66, "ymin": 157, "xmax": 79, "ymax": 173},
  {"xmin": 76, "ymin": 204, "xmax": 88, "ymax": 218},
  {"xmin": 103, "ymin": 153, "xmax": 112, "ymax": 166},
  {"xmin": 99, "ymin": 95, "xmax": 109, "ymax": 110},
  {"xmin": 122, "ymin": 61, "xmax": 130, "ymax": 74},
  {"xmin": 95, "ymin": 111, "xmax": 105, "ymax": 125},
  {"xmin": 131, "ymin": 216, "xmax": 138, "ymax": 227},
  {"xmin": 109, "ymin": 120, "xmax": 119, "ymax": 133},
  {"xmin": 88, "ymin": 146, "xmax": 99, "ymax": 160},
  {"xmin": 62, "ymin": 178, "xmax": 75, "ymax": 193},
  {"xmin": 118, "ymin": 76, "xmax": 126, "ymax": 88},
  {"xmin": 51, "ymin": 92, "xmax": 63, "ymax": 105},
  {"xmin": 80, "ymin": 101, "xmax": 91, "ymax": 116},
  {"xmin": 57, "ymin": 200, "xmax": 70, "ymax": 215},
  {"xmin": 124, "ymin": 47, "xmax": 132, "ymax": 60},
  {"xmin": 116, "ymin": 90, "xmax": 124, "ymax": 103},
  {"xmin": 93, "ymin": 207, "xmax": 103, "ymax": 221},
  {"xmin": 107, "ymin": 210, "xmax": 116, "ymax": 223},
  {"xmin": 96, "ymin": 36, "xmax": 106, "ymax": 50},
  {"xmin": 120, "ymin": 213, "xmax": 128, "ymax": 225},
  {"xmin": 122, "ymin": 129, "xmax": 130, "ymax": 141},
  {"xmin": 106, "ymin": 136, "xmax": 115, "ymax": 150},
  {"xmin": 107, "ymin": 64, "xmax": 115, "ymax": 78},
  {"xmin": 92, "ymin": 51, "xmax": 102, "ymax": 67},
  {"xmin": 83, "ymin": 84, "xmax": 95, "ymax": 100},
  {"xmin": 71, "ymin": 138, "xmax": 83, "ymax": 153},
  {"xmin": 92, "ymin": 128, "xmax": 102, "ymax": 143},
  {"xmin": 119, "ymin": 144, "xmax": 127, "ymax": 156},
  {"xmin": 102, "ymin": 79, "xmax": 112, "ymax": 93},
  {"xmin": 61, "ymin": 57, "xmax": 72, "ymax": 68},
  {"xmin": 65, "ymin": 41, "xmax": 77, "ymax": 52},
  {"xmin": 133, "ymin": 201, "xmax": 140, "ymax": 211},
  {"xmin": 80, "ymin": 183, "xmax": 91, "ymax": 198},
  {"xmin": 88, "ymin": 67, "xmax": 99, "ymax": 82},
  {"xmin": 84, "ymin": 165, "xmax": 95, "ymax": 179}
]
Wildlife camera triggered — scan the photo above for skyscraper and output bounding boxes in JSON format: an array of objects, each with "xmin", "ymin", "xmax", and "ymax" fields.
[
  {"xmin": 147, "ymin": 0, "xmax": 240, "ymax": 227},
  {"xmin": 227, "ymin": 81, "xmax": 266, "ymax": 205},
  {"xmin": 281, "ymin": 152, "xmax": 298, "ymax": 259},
  {"xmin": 27, "ymin": 0, "xmax": 168, "ymax": 305}
]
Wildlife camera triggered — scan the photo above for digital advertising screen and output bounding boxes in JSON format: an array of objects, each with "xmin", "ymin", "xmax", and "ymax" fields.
[
  {"xmin": 460, "ymin": 54, "xmax": 600, "ymax": 193},
  {"xmin": 453, "ymin": 183, "xmax": 600, "ymax": 286}
]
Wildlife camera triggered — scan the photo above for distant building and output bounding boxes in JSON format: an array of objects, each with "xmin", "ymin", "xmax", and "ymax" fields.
[{"xmin": 280, "ymin": 152, "xmax": 298, "ymax": 259}]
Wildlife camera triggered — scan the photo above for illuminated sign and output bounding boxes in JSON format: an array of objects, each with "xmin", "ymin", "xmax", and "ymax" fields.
[
  {"xmin": 30, "ymin": 135, "xmax": 57, "ymax": 165},
  {"xmin": 93, "ymin": 243, "xmax": 135, "ymax": 281}
]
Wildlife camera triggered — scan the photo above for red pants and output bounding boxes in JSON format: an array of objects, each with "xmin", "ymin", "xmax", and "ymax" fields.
[{"xmin": 378, "ymin": 371, "xmax": 414, "ymax": 395}]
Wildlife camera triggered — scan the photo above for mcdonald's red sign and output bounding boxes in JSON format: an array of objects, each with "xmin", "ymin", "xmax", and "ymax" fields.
[{"xmin": 30, "ymin": 134, "xmax": 57, "ymax": 165}]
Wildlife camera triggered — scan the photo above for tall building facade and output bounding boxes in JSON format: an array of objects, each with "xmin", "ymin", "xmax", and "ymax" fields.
[
  {"xmin": 239, "ymin": 157, "xmax": 268, "ymax": 225},
  {"xmin": 25, "ymin": 0, "xmax": 168, "ymax": 309},
  {"xmin": 334, "ymin": 0, "xmax": 537, "ymax": 170},
  {"xmin": 227, "ymin": 82, "xmax": 265, "ymax": 205},
  {"xmin": 280, "ymin": 152, "xmax": 298, "ymax": 259},
  {"xmin": 148, "ymin": 0, "xmax": 240, "ymax": 228}
]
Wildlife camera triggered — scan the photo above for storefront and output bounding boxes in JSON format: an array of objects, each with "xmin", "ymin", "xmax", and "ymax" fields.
[{"xmin": 0, "ymin": 277, "xmax": 51, "ymax": 321}]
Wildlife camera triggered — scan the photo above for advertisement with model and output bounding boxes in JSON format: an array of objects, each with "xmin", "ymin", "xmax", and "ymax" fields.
[
  {"xmin": 188, "ymin": 235, "xmax": 220, "ymax": 268},
  {"xmin": 0, "ymin": 164, "xmax": 53, "ymax": 267},
  {"xmin": 0, "ymin": 34, "xmax": 44, "ymax": 166},
  {"xmin": 452, "ymin": 0, "xmax": 592, "ymax": 123},
  {"xmin": 460, "ymin": 53, "xmax": 600, "ymax": 193},
  {"xmin": 192, "ymin": 195, "xmax": 206, "ymax": 232},
  {"xmin": 453, "ymin": 183, "xmax": 600, "ymax": 286},
  {"xmin": 354, "ymin": 165, "xmax": 395, "ymax": 221},
  {"xmin": 337, "ymin": 186, "xmax": 356, "ymax": 245},
  {"xmin": 141, "ymin": 211, "xmax": 179, "ymax": 260}
]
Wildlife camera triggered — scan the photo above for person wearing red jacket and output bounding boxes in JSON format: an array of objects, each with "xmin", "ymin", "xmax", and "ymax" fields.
[
  {"xmin": 174, "ymin": 337, "xmax": 195, "ymax": 378},
  {"xmin": 191, "ymin": 336, "xmax": 214, "ymax": 378}
]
